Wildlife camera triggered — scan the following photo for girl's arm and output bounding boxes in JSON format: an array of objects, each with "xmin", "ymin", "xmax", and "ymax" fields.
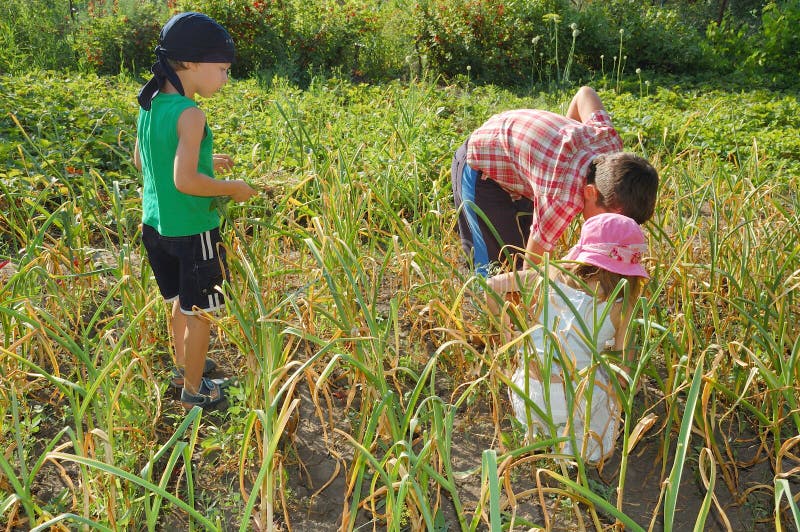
[
  {"xmin": 486, "ymin": 270, "xmax": 538, "ymax": 345},
  {"xmin": 485, "ymin": 269, "xmax": 541, "ymax": 316},
  {"xmin": 173, "ymin": 107, "xmax": 256, "ymax": 202}
]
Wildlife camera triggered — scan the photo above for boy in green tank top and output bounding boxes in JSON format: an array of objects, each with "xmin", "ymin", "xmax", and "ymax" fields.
[{"xmin": 134, "ymin": 12, "xmax": 257, "ymax": 409}]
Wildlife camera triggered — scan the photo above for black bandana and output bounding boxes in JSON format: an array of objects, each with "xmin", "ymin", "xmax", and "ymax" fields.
[{"xmin": 137, "ymin": 12, "xmax": 235, "ymax": 110}]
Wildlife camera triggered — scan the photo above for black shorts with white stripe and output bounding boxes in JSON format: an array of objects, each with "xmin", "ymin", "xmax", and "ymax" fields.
[{"xmin": 141, "ymin": 224, "xmax": 229, "ymax": 315}]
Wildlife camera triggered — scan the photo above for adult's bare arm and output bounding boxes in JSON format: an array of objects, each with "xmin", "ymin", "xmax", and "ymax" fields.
[
  {"xmin": 523, "ymin": 234, "xmax": 546, "ymax": 269},
  {"xmin": 566, "ymin": 86, "xmax": 605, "ymax": 123}
]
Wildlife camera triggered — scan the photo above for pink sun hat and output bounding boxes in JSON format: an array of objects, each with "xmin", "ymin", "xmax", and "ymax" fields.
[{"xmin": 563, "ymin": 213, "xmax": 649, "ymax": 278}]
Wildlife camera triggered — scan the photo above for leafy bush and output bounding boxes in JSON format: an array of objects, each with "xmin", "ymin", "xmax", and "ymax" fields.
[
  {"xmin": 0, "ymin": 0, "xmax": 77, "ymax": 72},
  {"xmin": 570, "ymin": 3, "xmax": 615, "ymax": 69},
  {"xmin": 350, "ymin": 2, "xmax": 417, "ymax": 82},
  {"xmin": 704, "ymin": 1, "xmax": 799, "ymax": 85},
  {"xmin": 704, "ymin": 15, "xmax": 752, "ymax": 74},
  {"xmin": 595, "ymin": 0, "xmax": 709, "ymax": 73},
  {"xmin": 290, "ymin": 0, "xmax": 384, "ymax": 84},
  {"xmin": 176, "ymin": 0, "xmax": 408, "ymax": 84},
  {"xmin": 73, "ymin": 1, "xmax": 164, "ymax": 75},
  {"xmin": 673, "ymin": 0, "xmax": 763, "ymax": 34},
  {"xmin": 754, "ymin": 1, "xmax": 800, "ymax": 74},
  {"xmin": 414, "ymin": 0, "xmax": 571, "ymax": 87},
  {"xmin": 412, "ymin": 0, "xmax": 712, "ymax": 87},
  {"xmin": 2, "ymin": 0, "xmax": 799, "ymax": 89}
]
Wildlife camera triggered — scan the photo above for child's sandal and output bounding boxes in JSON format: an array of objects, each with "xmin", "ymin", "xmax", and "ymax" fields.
[
  {"xmin": 180, "ymin": 377, "xmax": 226, "ymax": 410},
  {"xmin": 169, "ymin": 358, "xmax": 218, "ymax": 389}
]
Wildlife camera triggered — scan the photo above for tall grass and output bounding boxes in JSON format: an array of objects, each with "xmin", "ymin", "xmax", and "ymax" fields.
[{"xmin": 1, "ymin": 71, "xmax": 799, "ymax": 530}]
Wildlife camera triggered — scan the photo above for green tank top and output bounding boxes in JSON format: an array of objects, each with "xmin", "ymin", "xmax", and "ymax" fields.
[{"xmin": 137, "ymin": 93, "xmax": 219, "ymax": 236}]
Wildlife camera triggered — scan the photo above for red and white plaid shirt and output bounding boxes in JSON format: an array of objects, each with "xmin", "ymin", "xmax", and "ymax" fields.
[{"xmin": 466, "ymin": 109, "xmax": 622, "ymax": 250}]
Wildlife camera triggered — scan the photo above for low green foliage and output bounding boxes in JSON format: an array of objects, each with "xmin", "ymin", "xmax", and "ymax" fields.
[
  {"xmin": 1, "ymin": 70, "xmax": 800, "ymax": 530},
  {"xmin": 608, "ymin": 85, "xmax": 800, "ymax": 176}
]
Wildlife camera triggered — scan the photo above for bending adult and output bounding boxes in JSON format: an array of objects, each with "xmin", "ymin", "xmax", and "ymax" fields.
[{"xmin": 451, "ymin": 86, "xmax": 659, "ymax": 274}]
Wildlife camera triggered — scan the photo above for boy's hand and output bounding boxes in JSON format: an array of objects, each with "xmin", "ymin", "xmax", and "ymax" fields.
[
  {"xmin": 213, "ymin": 154, "xmax": 235, "ymax": 173},
  {"xmin": 229, "ymin": 180, "xmax": 257, "ymax": 203}
]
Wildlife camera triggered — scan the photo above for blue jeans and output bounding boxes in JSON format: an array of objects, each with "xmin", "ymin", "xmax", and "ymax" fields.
[{"xmin": 451, "ymin": 138, "xmax": 533, "ymax": 275}]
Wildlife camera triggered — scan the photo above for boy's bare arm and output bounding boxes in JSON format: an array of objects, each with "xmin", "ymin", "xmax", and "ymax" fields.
[{"xmin": 173, "ymin": 107, "xmax": 256, "ymax": 202}]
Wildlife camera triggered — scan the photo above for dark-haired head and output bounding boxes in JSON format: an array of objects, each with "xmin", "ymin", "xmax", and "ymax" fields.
[{"xmin": 587, "ymin": 152, "xmax": 659, "ymax": 224}]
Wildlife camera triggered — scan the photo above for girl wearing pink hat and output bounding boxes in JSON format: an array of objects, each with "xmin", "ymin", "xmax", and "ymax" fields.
[{"xmin": 485, "ymin": 212, "xmax": 649, "ymax": 463}]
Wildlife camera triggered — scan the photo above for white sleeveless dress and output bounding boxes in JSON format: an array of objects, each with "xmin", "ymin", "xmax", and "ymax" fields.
[{"xmin": 509, "ymin": 280, "xmax": 622, "ymax": 462}]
